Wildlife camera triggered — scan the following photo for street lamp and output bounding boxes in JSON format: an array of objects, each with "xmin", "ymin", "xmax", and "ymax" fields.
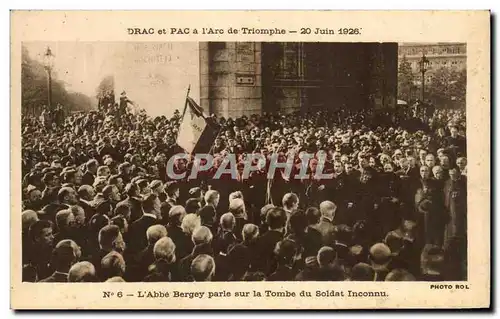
[
  {"xmin": 43, "ymin": 46, "xmax": 55, "ymax": 110},
  {"xmin": 418, "ymin": 53, "xmax": 430, "ymax": 102}
]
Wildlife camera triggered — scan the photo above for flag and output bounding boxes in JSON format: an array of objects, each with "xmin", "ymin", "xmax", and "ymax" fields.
[{"xmin": 176, "ymin": 94, "xmax": 220, "ymax": 154}]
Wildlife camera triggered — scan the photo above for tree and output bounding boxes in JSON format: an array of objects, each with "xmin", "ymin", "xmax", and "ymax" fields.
[
  {"xmin": 397, "ymin": 55, "xmax": 415, "ymax": 103},
  {"xmin": 21, "ymin": 46, "xmax": 94, "ymax": 116},
  {"xmin": 427, "ymin": 67, "xmax": 466, "ymax": 108},
  {"xmin": 449, "ymin": 68, "xmax": 466, "ymax": 107}
]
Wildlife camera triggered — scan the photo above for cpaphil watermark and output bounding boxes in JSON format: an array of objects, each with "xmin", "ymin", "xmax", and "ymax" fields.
[{"xmin": 165, "ymin": 152, "xmax": 337, "ymax": 180}]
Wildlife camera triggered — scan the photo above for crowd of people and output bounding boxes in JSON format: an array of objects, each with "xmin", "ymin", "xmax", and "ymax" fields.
[{"xmin": 21, "ymin": 96, "xmax": 467, "ymax": 283}]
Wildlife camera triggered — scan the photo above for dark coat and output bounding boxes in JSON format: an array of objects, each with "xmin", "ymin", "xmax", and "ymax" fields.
[
  {"xmin": 38, "ymin": 271, "xmax": 68, "ymax": 283},
  {"xmin": 126, "ymin": 244, "xmax": 155, "ymax": 282},
  {"xmin": 144, "ymin": 259, "xmax": 180, "ymax": 282},
  {"xmin": 178, "ymin": 242, "xmax": 214, "ymax": 281},
  {"xmin": 127, "ymin": 214, "xmax": 158, "ymax": 254},
  {"xmin": 443, "ymin": 177, "xmax": 467, "ymax": 244},
  {"xmin": 166, "ymin": 224, "xmax": 192, "ymax": 260},
  {"xmin": 118, "ymin": 196, "xmax": 143, "ymax": 223},
  {"xmin": 89, "ymin": 248, "xmax": 110, "ymax": 281},
  {"xmin": 267, "ymin": 264, "xmax": 296, "ymax": 281},
  {"xmin": 254, "ymin": 230, "xmax": 283, "ymax": 275},
  {"xmin": 313, "ymin": 217, "xmax": 337, "ymax": 247},
  {"xmin": 81, "ymin": 171, "xmax": 95, "ymax": 187}
]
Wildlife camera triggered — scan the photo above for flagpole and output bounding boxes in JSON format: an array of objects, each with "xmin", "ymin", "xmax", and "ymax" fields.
[{"xmin": 181, "ymin": 85, "xmax": 191, "ymax": 120}]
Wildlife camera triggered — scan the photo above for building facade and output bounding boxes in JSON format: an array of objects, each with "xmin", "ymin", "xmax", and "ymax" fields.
[
  {"xmin": 398, "ymin": 42, "xmax": 467, "ymax": 84},
  {"xmin": 200, "ymin": 42, "xmax": 398, "ymax": 118}
]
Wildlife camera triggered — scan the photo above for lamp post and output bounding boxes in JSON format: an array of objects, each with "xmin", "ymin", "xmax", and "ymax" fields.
[
  {"xmin": 43, "ymin": 47, "xmax": 55, "ymax": 110},
  {"xmin": 418, "ymin": 53, "xmax": 430, "ymax": 102}
]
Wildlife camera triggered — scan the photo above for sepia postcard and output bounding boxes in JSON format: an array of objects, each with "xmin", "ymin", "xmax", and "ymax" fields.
[{"xmin": 10, "ymin": 10, "xmax": 490, "ymax": 310}]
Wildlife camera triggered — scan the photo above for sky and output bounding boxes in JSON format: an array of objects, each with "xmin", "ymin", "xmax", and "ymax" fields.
[
  {"xmin": 22, "ymin": 42, "xmax": 200, "ymax": 117},
  {"xmin": 23, "ymin": 42, "xmax": 117, "ymax": 97}
]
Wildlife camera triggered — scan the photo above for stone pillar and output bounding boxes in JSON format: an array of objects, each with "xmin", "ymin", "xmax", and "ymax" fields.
[
  {"xmin": 205, "ymin": 42, "xmax": 263, "ymax": 118},
  {"xmin": 368, "ymin": 43, "xmax": 398, "ymax": 109}
]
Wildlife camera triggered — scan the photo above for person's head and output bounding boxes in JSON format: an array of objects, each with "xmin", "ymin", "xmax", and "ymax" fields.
[
  {"xmin": 146, "ymin": 224, "xmax": 167, "ymax": 246},
  {"xmin": 51, "ymin": 239, "xmax": 81, "ymax": 272},
  {"xmin": 93, "ymin": 176, "xmax": 107, "ymax": 193},
  {"xmin": 275, "ymin": 239, "xmax": 299, "ymax": 266},
  {"xmin": 102, "ymin": 185, "xmax": 120, "ymax": 203},
  {"xmin": 456, "ymin": 157, "xmax": 467, "ymax": 170},
  {"xmin": 97, "ymin": 165, "xmax": 110, "ymax": 178},
  {"xmin": 153, "ymin": 237, "xmax": 176, "ymax": 264},
  {"xmin": 407, "ymin": 156, "xmax": 416, "ymax": 168},
  {"xmin": 420, "ymin": 165, "xmax": 430, "ymax": 179},
  {"xmin": 369, "ymin": 243, "xmax": 392, "ymax": 270},
  {"xmin": 169, "ymin": 205, "xmax": 187, "ymax": 226},
  {"xmin": 67, "ymin": 205, "xmax": 85, "ymax": 227},
  {"xmin": 111, "ymin": 215, "xmax": 129, "ymax": 234},
  {"xmin": 165, "ymin": 181, "xmax": 180, "ymax": 199},
  {"xmin": 98, "ymin": 224, "xmax": 125, "ymax": 254},
  {"xmin": 344, "ymin": 162, "xmax": 354, "ymax": 175},
  {"xmin": 384, "ymin": 231, "xmax": 404, "ymax": 256},
  {"xmin": 181, "ymin": 213, "xmax": 201, "ymax": 235},
  {"xmin": 55, "ymin": 209, "xmax": 76, "ymax": 232},
  {"xmin": 421, "ymin": 244, "xmax": 445, "ymax": 276},
  {"xmin": 419, "ymin": 149, "xmax": 428, "ymax": 161},
  {"xmin": 118, "ymin": 162, "xmax": 131, "ymax": 175},
  {"xmin": 383, "ymin": 162, "xmax": 394, "ymax": 173},
  {"xmin": 438, "ymin": 155, "xmax": 450, "ymax": 169},
  {"xmin": 399, "ymin": 157, "xmax": 409, "ymax": 169},
  {"xmin": 125, "ymin": 182, "xmax": 140, "ymax": 198},
  {"xmin": 449, "ymin": 167, "xmax": 460, "ymax": 181},
  {"xmin": 228, "ymin": 198, "xmax": 246, "ymax": 219},
  {"xmin": 22, "ymin": 210, "xmax": 39, "ymax": 233},
  {"xmin": 191, "ymin": 226, "xmax": 213, "ymax": 245},
  {"xmin": 266, "ymin": 207, "xmax": 287, "ymax": 231},
  {"xmin": 68, "ymin": 261, "xmax": 96, "ymax": 282},
  {"xmin": 305, "ymin": 207, "xmax": 321, "ymax": 226},
  {"xmin": 86, "ymin": 159, "xmax": 98, "ymax": 174},
  {"xmin": 319, "ymin": 201, "xmax": 337, "ymax": 222},
  {"xmin": 333, "ymin": 161, "xmax": 343, "ymax": 175},
  {"xmin": 432, "ymin": 165, "xmax": 444, "ymax": 180},
  {"xmin": 288, "ymin": 210, "xmax": 307, "ymax": 235},
  {"xmin": 229, "ymin": 191, "xmax": 243, "ymax": 202},
  {"xmin": 142, "ymin": 194, "xmax": 160, "ymax": 218},
  {"xmin": 77, "ymin": 185, "xmax": 95, "ymax": 201},
  {"xmin": 425, "ymin": 154, "xmax": 436, "ymax": 168},
  {"xmin": 282, "ymin": 193, "xmax": 299, "ymax": 212},
  {"xmin": 108, "ymin": 174, "xmax": 124, "ymax": 192},
  {"xmin": 360, "ymin": 168, "xmax": 373, "ymax": 184},
  {"xmin": 385, "ymin": 269, "xmax": 416, "ymax": 281},
  {"xmin": 449, "ymin": 125, "xmax": 459, "ymax": 137},
  {"xmin": 58, "ymin": 187, "xmax": 78, "ymax": 205},
  {"xmin": 358, "ymin": 156, "xmax": 369, "ymax": 169},
  {"xmin": 29, "ymin": 220, "xmax": 54, "ymax": 248},
  {"xmin": 204, "ymin": 190, "xmax": 220, "ymax": 207},
  {"xmin": 101, "ymin": 251, "xmax": 126, "ymax": 280},
  {"xmin": 42, "ymin": 172, "xmax": 58, "ymax": 187},
  {"xmin": 105, "ymin": 276, "xmax": 125, "ymax": 282},
  {"xmin": 350, "ymin": 262, "xmax": 374, "ymax": 281},
  {"xmin": 185, "ymin": 198, "xmax": 201, "ymax": 215},
  {"xmin": 220, "ymin": 212, "xmax": 236, "ymax": 231},
  {"xmin": 242, "ymin": 223, "xmax": 259, "ymax": 242},
  {"xmin": 114, "ymin": 202, "xmax": 131, "ymax": 221},
  {"xmin": 190, "ymin": 254, "xmax": 215, "ymax": 281},
  {"xmin": 260, "ymin": 204, "xmax": 275, "ymax": 224},
  {"xmin": 149, "ymin": 180, "xmax": 164, "ymax": 195},
  {"xmin": 62, "ymin": 169, "xmax": 76, "ymax": 185},
  {"xmin": 26, "ymin": 187, "xmax": 43, "ymax": 208},
  {"xmin": 317, "ymin": 246, "xmax": 336, "ymax": 268}
]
